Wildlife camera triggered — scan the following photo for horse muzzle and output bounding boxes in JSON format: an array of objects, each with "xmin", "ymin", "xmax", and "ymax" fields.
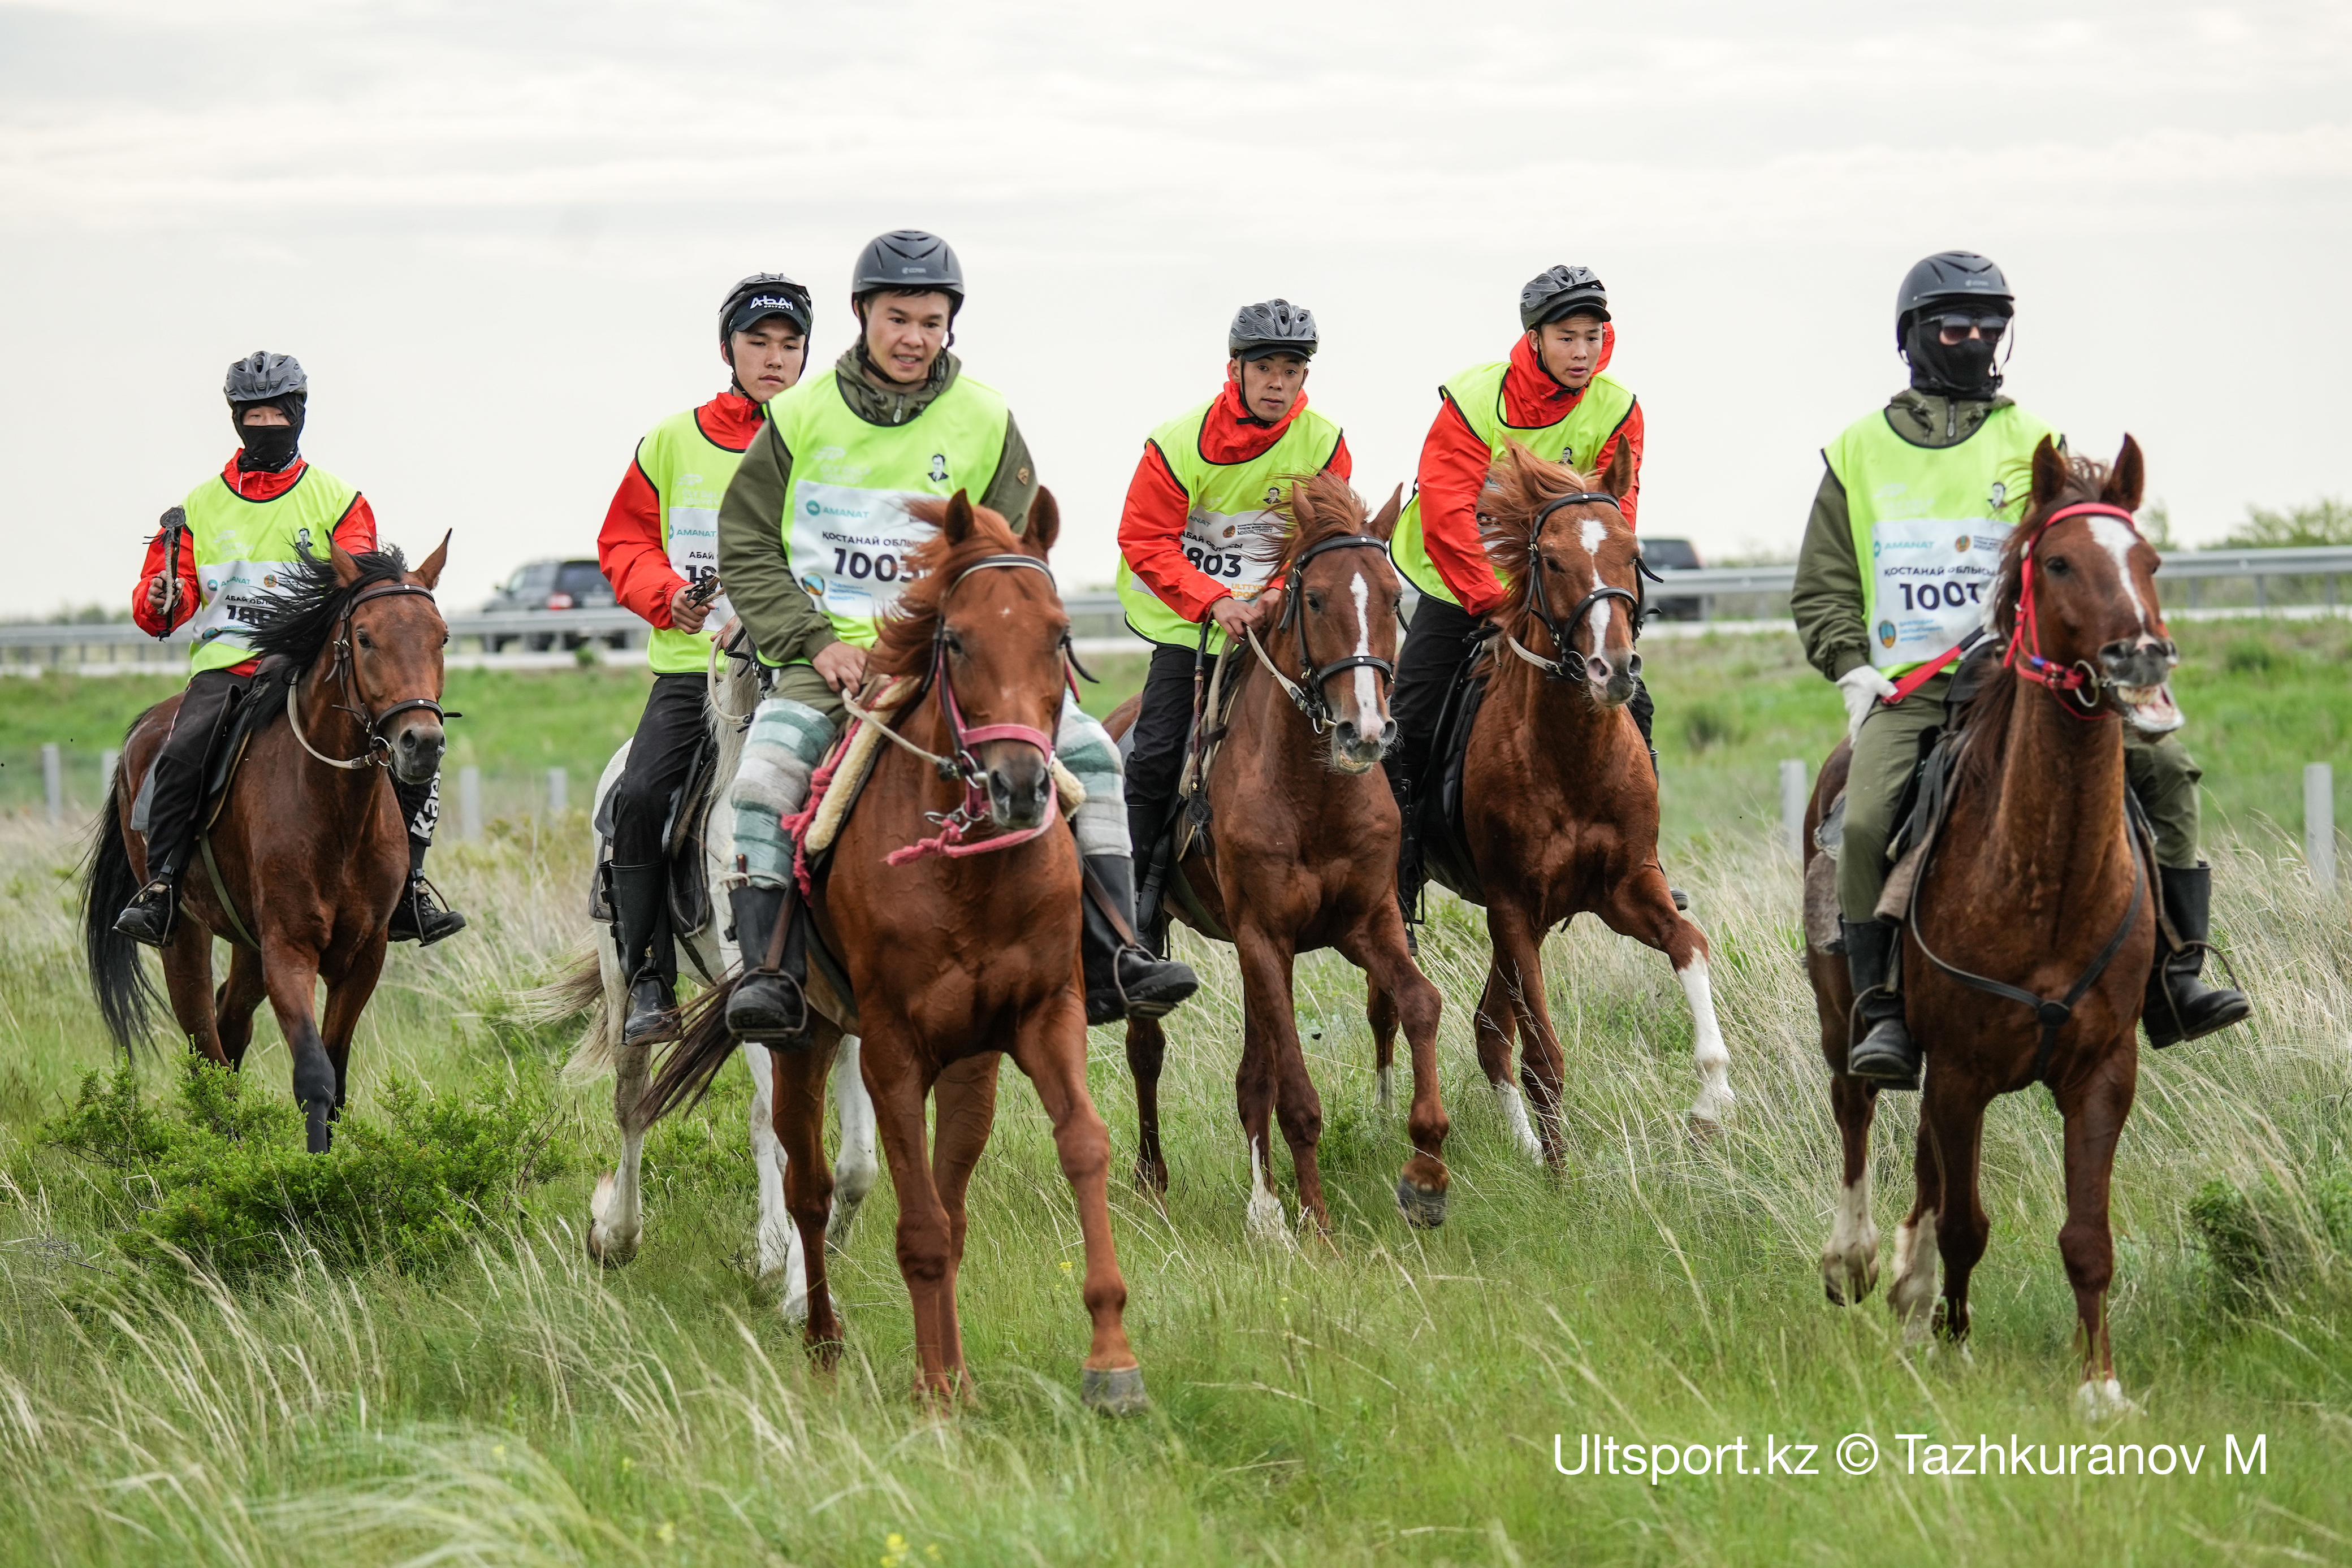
[
  {"xmin": 389, "ymin": 721, "xmax": 446, "ymax": 785},
  {"xmin": 981, "ymin": 744, "xmax": 1053, "ymax": 831},
  {"xmin": 1328, "ymin": 714, "xmax": 1395, "ymax": 775},
  {"xmin": 2100, "ymin": 638, "xmax": 2183, "ymax": 734},
  {"xmin": 1589, "ymin": 649, "xmax": 1641, "ymax": 708}
]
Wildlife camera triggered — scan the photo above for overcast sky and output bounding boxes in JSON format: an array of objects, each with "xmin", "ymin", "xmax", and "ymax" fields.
[{"xmin": 3, "ymin": 0, "xmax": 2347, "ymax": 617}]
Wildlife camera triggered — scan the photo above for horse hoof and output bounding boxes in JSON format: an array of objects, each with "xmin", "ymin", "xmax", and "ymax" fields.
[
  {"xmin": 304, "ymin": 1102, "xmax": 334, "ymax": 1155},
  {"xmin": 2075, "ymin": 1378, "xmax": 2138, "ymax": 1422},
  {"xmin": 586, "ymin": 1223, "xmax": 637, "ymax": 1270},
  {"xmin": 1394, "ymin": 1177, "xmax": 1447, "ymax": 1229},
  {"xmin": 1081, "ymin": 1365, "xmax": 1149, "ymax": 1418}
]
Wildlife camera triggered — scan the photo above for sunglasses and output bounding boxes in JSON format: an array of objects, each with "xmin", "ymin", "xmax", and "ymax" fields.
[{"xmin": 1933, "ymin": 313, "xmax": 2009, "ymax": 344}]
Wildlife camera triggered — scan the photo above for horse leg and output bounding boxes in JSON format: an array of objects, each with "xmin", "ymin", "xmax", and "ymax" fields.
[
  {"xmin": 587, "ymin": 947, "xmax": 649, "ymax": 1267},
  {"xmin": 1341, "ymin": 921, "xmax": 1448, "ymax": 1228},
  {"xmin": 1010, "ymin": 996, "xmax": 1145, "ymax": 1415},
  {"xmin": 1366, "ymin": 979, "xmax": 1399, "ymax": 1112},
  {"xmin": 770, "ymin": 1037, "xmax": 843, "ymax": 1355},
  {"xmin": 213, "ymin": 945, "xmax": 269, "ymax": 1071},
  {"xmin": 160, "ymin": 922, "xmax": 227, "ymax": 1066},
  {"xmin": 1887, "ymin": 1109, "xmax": 1945, "ymax": 1342},
  {"xmin": 1237, "ymin": 925, "xmax": 1322, "ymax": 1237},
  {"xmin": 1489, "ymin": 902, "xmax": 1569, "ymax": 1168},
  {"xmin": 2057, "ymin": 1053, "xmax": 2140, "ymax": 1418},
  {"xmin": 862, "ymin": 1032, "xmax": 958, "ymax": 1406},
  {"xmin": 745, "ymin": 1045, "xmax": 799, "ymax": 1303},
  {"xmin": 1599, "ymin": 869, "xmax": 1736, "ymax": 1134},
  {"xmin": 257, "ymin": 940, "xmax": 338, "ymax": 1154},
  {"xmin": 1124, "ymin": 1015, "xmax": 1171, "ymax": 1195},
  {"xmin": 1925, "ymin": 1077, "xmax": 1994, "ymax": 1350},
  {"xmin": 930, "ymin": 1052, "xmax": 1004, "ymax": 1399},
  {"xmin": 315, "ymin": 939, "xmax": 386, "ymax": 1123},
  {"xmin": 1821, "ymin": 1073, "xmax": 1883, "ymax": 1305},
  {"xmin": 1474, "ymin": 953, "xmax": 1541, "ymax": 1162},
  {"xmin": 827, "ymin": 1034, "xmax": 880, "ymax": 1251}
]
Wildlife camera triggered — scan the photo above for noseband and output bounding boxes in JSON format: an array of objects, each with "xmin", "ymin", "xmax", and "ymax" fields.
[
  {"xmin": 287, "ymin": 581, "xmax": 456, "ymax": 772},
  {"xmin": 1502, "ymin": 492, "xmax": 1643, "ymax": 682},
  {"xmin": 2003, "ymin": 501, "xmax": 2151, "ymax": 722},
  {"xmin": 1244, "ymin": 533, "xmax": 1395, "ymax": 734}
]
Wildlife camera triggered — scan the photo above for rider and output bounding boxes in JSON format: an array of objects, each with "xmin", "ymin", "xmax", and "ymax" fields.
[
  {"xmin": 1793, "ymin": 250, "xmax": 2250, "ymax": 1089},
  {"xmin": 1113, "ymin": 300, "xmax": 1350, "ymax": 921},
  {"xmin": 714, "ymin": 229, "xmax": 1199, "ymax": 1043},
  {"xmin": 1386, "ymin": 264, "xmax": 1658, "ymax": 917},
  {"xmin": 598, "ymin": 273, "xmax": 813, "ymax": 1043},
  {"xmin": 115, "ymin": 352, "xmax": 465, "ymax": 948}
]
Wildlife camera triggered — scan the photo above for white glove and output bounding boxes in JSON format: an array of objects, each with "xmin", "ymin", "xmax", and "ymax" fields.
[{"xmin": 1838, "ymin": 664, "xmax": 1899, "ymax": 742}]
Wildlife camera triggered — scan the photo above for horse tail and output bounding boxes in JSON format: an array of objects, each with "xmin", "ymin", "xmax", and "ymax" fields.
[
  {"xmin": 522, "ymin": 944, "xmax": 616, "ymax": 1081},
  {"xmin": 81, "ymin": 767, "xmax": 161, "ymax": 1054},
  {"xmin": 640, "ymin": 978, "xmax": 743, "ymax": 1127}
]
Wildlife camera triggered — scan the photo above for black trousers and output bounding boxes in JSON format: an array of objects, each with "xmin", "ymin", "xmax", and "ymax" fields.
[
  {"xmin": 1125, "ymin": 643, "xmax": 1201, "ymax": 861},
  {"xmin": 142, "ymin": 668, "xmax": 254, "ymax": 880},
  {"xmin": 610, "ymin": 673, "xmax": 710, "ymax": 865}
]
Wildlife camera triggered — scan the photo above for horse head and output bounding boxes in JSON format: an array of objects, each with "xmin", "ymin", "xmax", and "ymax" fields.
[
  {"xmin": 2001, "ymin": 435, "xmax": 2181, "ymax": 734},
  {"xmin": 1271, "ymin": 474, "xmax": 1404, "ymax": 773},
  {"xmin": 887, "ymin": 490, "xmax": 1073, "ymax": 831},
  {"xmin": 328, "ymin": 533, "xmax": 453, "ymax": 785},
  {"xmin": 1489, "ymin": 440, "xmax": 1644, "ymax": 706}
]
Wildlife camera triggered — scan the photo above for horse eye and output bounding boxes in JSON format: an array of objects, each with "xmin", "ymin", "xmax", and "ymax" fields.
[
  {"xmin": 356, "ymin": 630, "xmax": 374, "ymax": 648},
  {"xmin": 944, "ymin": 631, "xmax": 965, "ymax": 655},
  {"xmin": 2046, "ymin": 557, "xmax": 2072, "ymax": 577},
  {"xmin": 1305, "ymin": 592, "xmax": 1325, "ymax": 613}
]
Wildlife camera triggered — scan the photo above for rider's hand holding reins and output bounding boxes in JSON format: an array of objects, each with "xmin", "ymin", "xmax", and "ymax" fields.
[
  {"xmin": 1208, "ymin": 591, "xmax": 1277, "ymax": 640},
  {"xmin": 1838, "ymin": 664, "xmax": 1899, "ymax": 741},
  {"xmin": 667, "ymin": 581, "xmax": 712, "ymax": 634},
  {"xmin": 814, "ymin": 639, "xmax": 868, "ymax": 694},
  {"xmin": 145, "ymin": 572, "xmax": 180, "ymax": 620}
]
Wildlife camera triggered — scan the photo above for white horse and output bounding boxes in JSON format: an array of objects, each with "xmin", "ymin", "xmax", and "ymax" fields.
[{"xmin": 561, "ymin": 626, "xmax": 880, "ymax": 1322}]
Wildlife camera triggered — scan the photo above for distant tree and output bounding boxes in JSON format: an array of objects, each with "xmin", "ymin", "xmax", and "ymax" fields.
[
  {"xmin": 2141, "ymin": 502, "xmax": 2175, "ymax": 551},
  {"xmin": 2221, "ymin": 498, "xmax": 2352, "ymax": 549}
]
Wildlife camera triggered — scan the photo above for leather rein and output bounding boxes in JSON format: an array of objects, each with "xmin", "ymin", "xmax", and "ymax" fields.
[
  {"xmin": 286, "ymin": 581, "xmax": 457, "ymax": 771},
  {"xmin": 1498, "ymin": 491, "xmax": 1657, "ymax": 682},
  {"xmin": 1241, "ymin": 532, "xmax": 1395, "ymax": 734}
]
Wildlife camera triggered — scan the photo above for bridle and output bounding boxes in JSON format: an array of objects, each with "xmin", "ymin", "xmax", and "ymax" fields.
[
  {"xmin": 2001, "ymin": 500, "xmax": 2154, "ymax": 722},
  {"xmin": 1242, "ymin": 532, "xmax": 1395, "ymax": 734},
  {"xmin": 287, "ymin": 581, "xmax": 456, "ymax": 771},
  {"xmin": 1499, "ymin": 492, "xmax": 1646, "ymax": 682}
]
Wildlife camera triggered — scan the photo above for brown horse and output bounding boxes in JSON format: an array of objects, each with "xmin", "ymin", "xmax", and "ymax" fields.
[
  {"xmin": 1427, "ymin": 443, "xmax": 1735, "ymax": 1163},
  {"xmin": 647, "ymin": 491, "xmax": 1145, "ymax": 1413},
  {"xmin": 1806, "ymin": 437, "xmax": 2173, "ymax": 1417},
  {"xmin": 83, "ymin": 540, "xmax": 453, "ymax": 1153},
  {"xmin": 1111, "ymin": 474, "xmax": 1447, "ymax": 1239}
]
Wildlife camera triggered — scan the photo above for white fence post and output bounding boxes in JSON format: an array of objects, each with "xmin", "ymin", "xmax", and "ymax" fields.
[
  {"xmin": 41, "ymin": 743, "xmax": 63, "ymax": 822},
  {"xmin": 1779, "ymin": 759, "xmax": 1808, "ymax": 858},
  {"xmin": 459, "ymin": 765, "xmax": 483, "ymax": 842},
  {"xmin": 100, "ymin": 749, "xmax": 119, "ymax": 792},
  {"xmin": 547, "ymin": 766, "xmax": 568, "ymax": 817},
  {"xmin": 2307, "ymin": 763, "xmax": 2337, "ymax": 894}
]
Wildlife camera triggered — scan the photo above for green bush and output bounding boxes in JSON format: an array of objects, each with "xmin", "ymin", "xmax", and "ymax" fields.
[
  {"xmin": 2222, "ymin": 636, "xmax": 2284, "ymax": 677},
  {"xmin": 1681, "ymin": 699, "xmax": 1745, "ymax": 753},
  {"xmin": 2187, "ymin": 1166, "xmax": 2352, "ymax": 1310},
  {"xmin": 42, "ymin": 1058, "xmax": 569, "ymax": 1282}
]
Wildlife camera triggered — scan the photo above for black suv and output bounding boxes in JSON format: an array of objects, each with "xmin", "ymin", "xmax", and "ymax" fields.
[
  {"xmin": 1639, "ymin": 536, "xmax": 1705, "ymax": 622},
  {"xmin": 482, "ymin": 559, "xmax": 628, "ymax": 651}
]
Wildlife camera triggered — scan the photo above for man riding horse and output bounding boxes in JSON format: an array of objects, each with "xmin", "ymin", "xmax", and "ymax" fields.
[
  {"xmin": 599, "ymin": 273, "xmax": 813, "ymax": 1043},
  {"xmin": 114, "ymin": 351, "xmax": 464, "ymax": 948},
  {"xmin": 1793, "ymin": 250, "xmax": 2250, "ymax": 1090},
  {"xmin": 711, "ymin": 229, "xmax": 1197, "ymax": 1047},
  {"xmin": 1113, "ymin": 298, "xmax": 1351, "ymax": 927}
]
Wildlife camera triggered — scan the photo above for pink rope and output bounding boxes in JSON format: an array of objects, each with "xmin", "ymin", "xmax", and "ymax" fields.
[
  {"xmin": 883, "ymin": 792, "xmax": 1061, "ymax": 868},
  {"xmin": 780, "ymin": 727, "xmax": 858, "ymax": 897}
]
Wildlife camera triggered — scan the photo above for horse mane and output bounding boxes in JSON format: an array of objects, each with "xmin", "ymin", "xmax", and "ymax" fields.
[
  {"xmin": 868, "ymin": 499, "xmax": 1031, "ymax": 678},
  {"xmin": 1266, "ymin": 470, "xmax": 1373, "ymax": 578},
  {"xmin": 240, "ymin": 545, "xmax": 412, "ymax": 729},
  {"xmin": 1477, "ymin": 444, "xmax": 1630, "ymax": 640}
]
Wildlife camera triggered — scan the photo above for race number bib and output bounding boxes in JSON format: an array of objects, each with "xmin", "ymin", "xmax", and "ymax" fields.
[
  {"xmin": 1181, "ymin": 506, "xmax": 1283, "ymax": 601},
  {"xmin": 665, "ymin": 506, "xmax": 732, "ymax": 625},
  {"xmin": 187, "ymin": 558, "xmax": 297, "ymax": 651},
  {"xmin": 789, "ymin": 483, "xmax": 936, "ymax": 624},
  {"xmin": 1869, "ymin": 517, "xmax": 2008, "ymax": 670}
]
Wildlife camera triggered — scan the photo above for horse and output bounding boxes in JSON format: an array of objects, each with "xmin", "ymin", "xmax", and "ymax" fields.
[
  {"xmin": 1806, "ymin": 436, "xmax": 2173, "ymax": 1417},
  {"xmin": 645, "ymin": 490, "xmax": 1146, "ymax": 1413},
  {"xmin": 1109, "ymin": 473, "xmax": 1448, "ymax": 1239},
  {"xmin": 1420, "ymin": 442, "xmax": 1735, "ymax": 1164},
  {"xmin": 552, "ymin": 622, "xmax": 880, "ymax": 1323},
  {"xmin": 83, "ymin": 539, "xmax": 453, "ymax": 1153}
]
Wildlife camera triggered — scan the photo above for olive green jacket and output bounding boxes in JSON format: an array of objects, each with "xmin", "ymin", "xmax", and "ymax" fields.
[{"xmin": 716, "ymin": 345, "xmax": 1040, "ymax": 667}]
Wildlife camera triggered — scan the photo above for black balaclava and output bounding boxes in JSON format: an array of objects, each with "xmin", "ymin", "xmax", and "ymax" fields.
[
  {"xmin": 232, "ymin": 396, "xmax": 305, "ymax": 473},
  {"xmin": 1903, "ymin": 312, "xmax": 2007, "ymax": 401}
]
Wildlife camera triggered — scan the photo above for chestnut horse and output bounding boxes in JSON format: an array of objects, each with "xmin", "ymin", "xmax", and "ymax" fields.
[
  {"xmin": 646, "ymin": 492, "xmax": 1144, "ymax": 1413},
  {"xmin": 83, "ymin": 540, "xmax": 453, "ymax": 1153},
  {"xmin": 1421, "ymin": 443, "xmax": 1735, "ymax": 1163},
  {"xmin": 1806, "ymin": 437, "xmax": 2172, "ymax": 1417},
  {"xmin": 1110, "ymin": 474, "xmax": 1447, "ymax": 1239}
]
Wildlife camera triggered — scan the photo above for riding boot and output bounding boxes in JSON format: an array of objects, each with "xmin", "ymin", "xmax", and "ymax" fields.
[
  {"xmin": 114, "ymin": 864, "xmax": 181, "ymax": 948},
  {"xmin": 609, "ymin": 861, "xmax": 677, "ymax": 1045},
  {"xmin": 2145, "ymin": 863, "xmax": 2251, "ymax": 1047},
  {"xmin": 1841, "ymin": 916, "xmax": 1921, "ymax": 1090},
  {"xmin": 1083, "ymin": 852, "xmax": 1198, "ymax": 1025},
  {"xmin": 387, "ymin": 825, "xmax": 466, "ymax": 946},
  {"xmin": 1629, "ymin": 681, "xmax": 1689, "ymax": 911},
  {"xmin": 727, "ymin": 880, "xmax": 815, "ymax": 1049}
]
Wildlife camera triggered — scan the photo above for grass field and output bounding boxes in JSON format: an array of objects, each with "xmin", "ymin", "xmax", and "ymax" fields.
[{"xmin": 0, "ymin": 623, "xmax": 2347, "ymax": 1565}]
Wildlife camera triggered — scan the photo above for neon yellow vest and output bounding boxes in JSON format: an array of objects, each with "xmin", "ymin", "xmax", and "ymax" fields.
[
  {"xmin": 768, "ymin": 369, "xmax": 1010, "ymax": 649},
  {"xmin": 1824, "ymin": 401, "xmax": 2059, "ymax": 677},
  {"xmin": 635, "ymin": 406, "xmax": 750, "ymax": 674},
  {"xmin": 1114, "ymin": 396, "xmax": 1344, "ymax": 651},
  {"xmin": 1391, "ymin": 361, "xmax": 1637, "ymax": 604},
  {"xmin": 179, "ymin": 464, "xmax": 362, "ymax": 677}
]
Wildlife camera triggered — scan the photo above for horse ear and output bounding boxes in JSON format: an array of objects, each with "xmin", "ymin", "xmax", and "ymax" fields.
[
  {"xmin": 942, "ymin": 489, "xmax": 975, "ymax": 546},
  {"xmin": 2103, "ymin": 435, "xmax": 2146, "ymax": 513},
  {"xmin": 1287, "ymin": 477, "xmax": 1317, "ymax": 527},
  {"xmin": 412, "ymin": 530, "xmax": 451, "ymax": 590},
  {"xmin": 328, "ymin": 540, "xmax": 364, "ymax": 587},
  {"xmin": 2029, "ymin": 435, "xmax": 2068, "ymax": 511},
  {"xmin": 1368, "ymin": 484, "xmax": 1404, "ymax": 542},
  {"xmin": 1024, "ymin": 488, "xmax": 1059, "ymax": 560},
  {"xmin": 1601, "ymin": 438, "xmax": 1636, "ymax": 501}
]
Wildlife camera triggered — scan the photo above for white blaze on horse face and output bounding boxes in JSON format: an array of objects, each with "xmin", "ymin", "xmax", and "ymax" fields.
[
  {"xmin": 1579, "ymin": 516, "xmax": 1609, "ymax": 558},
  {"xmin": 1676, "ymin": 954, "xmax": 1735, "ymax": 1129},
  {"xmin": 1348, "ymin": 570, "xmax": 1381, "ymax": 726},
  {"xmin": 2089, "ymin": 517, "xmax": 2154, "ymax": 633}
]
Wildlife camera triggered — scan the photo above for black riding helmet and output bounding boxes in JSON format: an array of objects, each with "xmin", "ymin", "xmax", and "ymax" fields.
[
  {"xmin": 851, "ymin": 229, "xmax": 965, "ymax": 318},
  {"xmin": 223, "ymin": 350, "xmax": 307, "ymax": 471},
  {"xmin": 720, "ymin": 273, "xmax": 814, "ymax": 348},
  {"xmin": 1519, "ymin": 265, "xmax": 1610, "ymax": 331},
  {"xmin": 1896, "ymin": 250, "xmax": 2015, "ymax": 399},
  {"xmin": 1895, "ymin": 250, "xmax": 2012, "ymax": 344},
  {"xmin": 224, "ymin": 350, "xmax": 307, "ymax": 406},
  {"xmin": 1229, "ymin": 298, "xmax": 1318, "ymax": 361}
]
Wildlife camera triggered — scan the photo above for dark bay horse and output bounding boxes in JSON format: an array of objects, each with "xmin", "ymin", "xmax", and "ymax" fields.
[
  {"xmin": 1110, "ymin": 474, "xmax": 1447, "ymax": 1239},
  {"xmin": 647, "ymin": 491, "xmax": 1145, "ymax": 1414},
  {"xmin": 83, "ymin": 540, "xmax": 452, "ymax": 1153},
  {"xmin": 1806, "ymin": 437, "xmax": 2173, "ymax": 1417}
]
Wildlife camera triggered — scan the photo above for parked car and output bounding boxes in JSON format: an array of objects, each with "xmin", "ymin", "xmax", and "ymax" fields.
[
  {"xmin": 482, "ymin": 559, "xmax": 629, "ymax": 651},
  {"xmin": 1640, "ymin": 536, "xmax": 1705, "ymax": 621}
]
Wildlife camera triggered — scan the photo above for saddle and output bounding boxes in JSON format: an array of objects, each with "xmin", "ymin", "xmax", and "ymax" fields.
[
  {"xmin": 590, "ymin": 724, "xmax": 721, "ymax": 948},
  {"xmin": 1408, "ymin": 630, "xmax": 1501, "ymax": 911},
  {"xmin": 128, "ymin": 662, "xmax": 300, "ymax": 948},
  {"xmin": 1130, "ymin": 647, "xmax": 1244, "ymax": 950}
]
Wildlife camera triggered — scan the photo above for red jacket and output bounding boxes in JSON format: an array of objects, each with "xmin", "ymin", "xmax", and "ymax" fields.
[
  {"xmin": 1117, "ymin": 381, "xmax": 1354, "ymax": 624},
  {"xmin": 1414, "ymin": 329, "xmax": 1644, "ymax": 614},
  {"xmin": 599, "ymin": 392, "xmax": 766, "ymax": 629},
  {"xmin": 132, "ymin": 458, "xmax": 378, "ymax": 672}
]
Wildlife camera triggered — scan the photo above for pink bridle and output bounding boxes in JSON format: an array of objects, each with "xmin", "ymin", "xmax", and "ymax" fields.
[{"xmin": 2003, "ymin": 501, "xmax": 2154, "ymax": 721}]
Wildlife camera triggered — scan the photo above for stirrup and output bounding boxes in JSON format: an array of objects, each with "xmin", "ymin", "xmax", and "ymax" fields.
[
  {"xmin": 114, "ymin": 878, "xmax": 179, "ymax": 948},
  {"xmin": 728, "ymin": 968, "xmax": 814, "ymax": 1047}
]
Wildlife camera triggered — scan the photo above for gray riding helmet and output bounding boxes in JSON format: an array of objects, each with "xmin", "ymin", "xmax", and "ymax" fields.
[
  {"xmin": 852, "ymin": 229, "xmax": 965, "ymax": 315},
  {"xmin": 720, "ymin": 273, "xmax": 814, "ymax": 345},
  {"xmin": 1519, "ymin": 265, "xmax": 1609, "ymax": 331},
  {"xmin": 1229, "ymin": 298, "xmax": 1318, "ymax": 361},
  {"xmin": 223, "ymin": 350, "xmax": 308, "ymax": 406},
  {"xmin": 1895, "ymin": 251, "xmax": 2012, "ymax": 343}
]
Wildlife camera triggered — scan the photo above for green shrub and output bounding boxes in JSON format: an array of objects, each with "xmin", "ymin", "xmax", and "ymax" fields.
[
  {"xmin": 42, "ymin": 1058, "xmax": 569, "ymax": 1282},
  {"xmin": 1681, "ymin": 700, "xmax": 1745, "ymax": 753},
  {"xmin": 2188, "ymin": 1166, "xmax": 2352, "ymax": 1310},
  {"xmin": 2222, "ymin": 636, "xmax": 2283, "ymax": 677}
]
